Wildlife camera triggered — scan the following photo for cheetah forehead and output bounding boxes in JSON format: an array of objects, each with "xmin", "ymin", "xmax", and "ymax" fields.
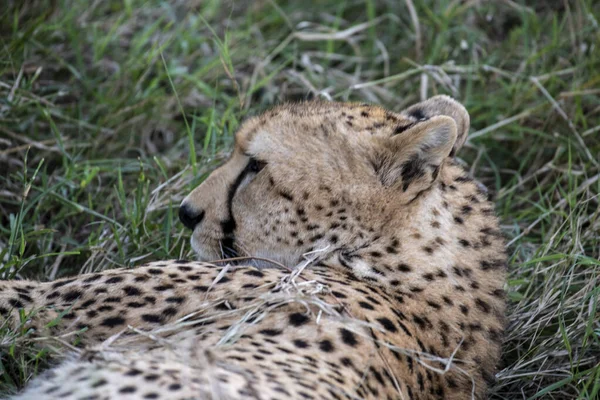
[{"xmin": 238, "ymin": 101, "xmax": 414, "ymax": 153}]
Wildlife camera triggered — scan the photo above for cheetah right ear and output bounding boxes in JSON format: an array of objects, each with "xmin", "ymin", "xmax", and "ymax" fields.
[{"xmin": 399, "ymin": 95, "xmax": 470, "ymax": 157}]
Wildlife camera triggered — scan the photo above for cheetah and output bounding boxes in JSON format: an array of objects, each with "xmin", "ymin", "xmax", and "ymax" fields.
[{"xmin": 1, "ymin": 96, "xmax": 507, "ymax": 400}]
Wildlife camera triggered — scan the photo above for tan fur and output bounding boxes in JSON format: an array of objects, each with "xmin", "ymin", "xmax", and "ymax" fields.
[{"xmin": 2, "ymin": 96, "xmax": 506, "ymax": 400}]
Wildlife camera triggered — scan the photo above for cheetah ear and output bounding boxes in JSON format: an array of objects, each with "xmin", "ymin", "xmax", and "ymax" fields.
[
  {"xmin": 373, "ymin": 116, "xmax": 457, "ymax": 199},
  {"xmin": 399, "ymin": 95, "xmax": 470, "ymax": 157}
]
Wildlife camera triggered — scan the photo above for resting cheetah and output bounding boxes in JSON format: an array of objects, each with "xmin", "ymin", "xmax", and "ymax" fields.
[{"xmin": 2, "ymin": 96, "xmax": 506, "ymax": 400}]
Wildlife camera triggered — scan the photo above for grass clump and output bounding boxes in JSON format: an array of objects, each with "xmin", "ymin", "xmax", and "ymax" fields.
[{"xmin": 1, "ymin": 0, "xmax": 599, "ymax": 398}]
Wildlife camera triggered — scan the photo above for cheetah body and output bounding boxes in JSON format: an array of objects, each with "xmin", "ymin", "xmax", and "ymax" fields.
[{"xmin": 2, "ymin": 96, "xmax": 506, "ymax": 400}]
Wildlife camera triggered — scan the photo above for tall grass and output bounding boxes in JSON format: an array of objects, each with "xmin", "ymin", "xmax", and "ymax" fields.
[{"xmin": 1, "ymin": 1, "xmax": 599, "ymax": 398}]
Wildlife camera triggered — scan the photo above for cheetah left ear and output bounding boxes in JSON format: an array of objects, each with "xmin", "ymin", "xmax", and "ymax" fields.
[
  {"xmin": 399, "ymin": 95, "xmax": 470, "ymax": 157},
  {"xmin": 372, "ymin": 115, "xmax": 457, "ymax": 199}
]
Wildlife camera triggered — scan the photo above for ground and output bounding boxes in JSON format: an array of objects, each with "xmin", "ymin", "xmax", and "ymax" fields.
[{"xmin": 0, "ymin": 1, "xmax": 599, "ymax": 399}]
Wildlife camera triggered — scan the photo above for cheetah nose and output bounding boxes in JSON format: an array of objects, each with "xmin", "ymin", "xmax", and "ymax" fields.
[{"xmin": 179, "ymin": 204, "xmax": 205, "ymax": 230}]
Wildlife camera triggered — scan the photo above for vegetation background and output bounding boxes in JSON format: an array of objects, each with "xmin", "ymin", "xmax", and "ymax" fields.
[{"xmin": 1, "ymin": 0, "xmax": 599, "ymax": 398}]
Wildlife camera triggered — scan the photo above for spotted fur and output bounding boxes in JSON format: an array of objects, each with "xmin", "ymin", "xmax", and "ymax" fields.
[{"xmin": 2, "ymin": 96, "xmax": 506, "ymax": 400}]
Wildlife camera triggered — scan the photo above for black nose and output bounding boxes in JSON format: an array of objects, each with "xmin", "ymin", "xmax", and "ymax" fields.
[{"xmin": 179, "ymin": 204, "xmax": 205, "ymax": 230}]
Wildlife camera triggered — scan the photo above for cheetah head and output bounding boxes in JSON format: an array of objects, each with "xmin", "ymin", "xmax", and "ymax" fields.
[{"xmin": 180, "ymin": 96, "xmax": 469, "ymax": 266}]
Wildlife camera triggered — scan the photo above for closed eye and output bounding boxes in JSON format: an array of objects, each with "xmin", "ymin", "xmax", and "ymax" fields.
[{"xmin": 248, "ymin": 158, "xmax": 267, "ymax": 173}]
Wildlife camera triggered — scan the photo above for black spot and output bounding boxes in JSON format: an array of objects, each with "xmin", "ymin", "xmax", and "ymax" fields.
[
  {"xmin": 309, "ymin": 233, "xmax": 324, "ymax": 242},
  {"xmin": 460, "ymin": 305, "xmax": 469, "ymax": 315},
  {"xmin": 459, "ymin": 239, "xmax": 470, "ymax": 247},
  {"xmin": 454, "ymin": 216, "xmax": 464, "ymax": 224},
  {"xmin": 153, "ymin": 284, "xmax": 174, "ymax": 291},
  {"xmin": 162, "ymin": 307, "xmax": 178, "ymax": 317},
  {"xmin": 105, "ymin": 276, "xmax": 124, "ymax": 284},
  {"xmin": 469, "ymin": 322, "xmax": 483, "ymax": 331},
  {"xmin": 319, "ymin": 340, "xmax": 335, "ymax": 352},
  {"xmin": 119, "ymin": 386, "xmax": 137, "ymax": 394},
  {"xmin": 340, "ymin": 357, "xmax": 354, "ymax": 367},
  {"xmin": 259, "ymin": 329, "xmax": 282, "ymax": 337},
  {"xmin": 100, "ymin": 316, "xmax": 125, "ymax": 327},
  {"xmin": 51, "ymin": 278, "xmax": 76, "ymax": 289},
  {"xmin": 426, "ymin": 301, "xmax": 441, "ymax": 310},
  {"xmin": 412, "ymin": 315, "xmax": 429, "ymax": 330},
  {"xmin": 91, "ymin": 379, "xmax": 107, "ymax": 388},
  {"xmin": 244, "ymin": 269, "xmax": 264, "ymax": 277},
  {"xmin": 365, "ymin": 295, "xmax": 382, "ymax": 305},
  {"xmin": 144, "ymin": 374, "xmax": 159, "ymax": 381},
  {"xmin": 422, "ymin": 273, "xmax": 434, "ymax": 281},
  {"xmin": 141, "ymin": 314, "xmax": 162, "ymax": 323},
  {"xmin": 165, "ymin": 296, "xmax": 185, "ymax": 304},
  {"xmin": 123, "ymin": 286, "xmax": 141, "ymax": 296},
  {"xmin": 147, "ymin": 268, "xmax": 163, "ymax": 275},
  {"xmin": 17, "ymin": 293, "xmax": 32, "ymax": 303},
  {"xmin": 371, "ymin": 366, "xmax": 385, "ymax": 386},
  {"xmin": 339, "ymin": 328, "xmax": 359, "ymax": 347},
  {"xmin": 62, "ymin": 290, "xmax": 82, "ymax": 302},
  {"xmin": 417, "ymin": 371, "xmax": 425, "ymax": 390},
  {"xmin": 475, "ymin": 298, "xmax": 491, "ymax": 313},
  {"xmin": 293, "ymin": 339, "xmax": 310, "ymax": 348},
  {"xmin": 168, "ymin": 383, "xmax": 181, "ymax": 391},
  {"xmin": 289, "ymin": 312, "xmax": 310, "ymax": 327},
  {"xmin": 397, "ymin": 263, "xmax": 412, "ymax": 272},
  {"xmin": 103, "ymin": 296, "xmax": 121, "ymax": 303},
  {"xmin": 278, "ymin": 190, "xmax": 294, "ymax": 201},
  {"xmin": 376, "ymin": 317, "xmax": 397, "ymax": 332},
  {"xmin": 8, "ymin": 298, "xmax": 24, "ymax": 308},
  {"xmin": 79, "ymin": 299, "xmax": 96, "ymax": 308},
  {"xmin": 82, "ymin": 275, "xmax": 102, "ymax": 284},
  {"xmin": 480, "ymin": 259, "xmax": 506, "ymax": 270}
]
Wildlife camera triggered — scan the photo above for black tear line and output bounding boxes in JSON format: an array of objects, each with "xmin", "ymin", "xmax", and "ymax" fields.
[{"xmin": 220, "ymin": 161, "xmax": 253, "ymax": 258}]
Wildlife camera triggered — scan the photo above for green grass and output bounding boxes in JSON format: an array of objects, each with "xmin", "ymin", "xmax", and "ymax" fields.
[{"xmin": 1, "ymin": 0, "xmax": 599, "ymax": 398}]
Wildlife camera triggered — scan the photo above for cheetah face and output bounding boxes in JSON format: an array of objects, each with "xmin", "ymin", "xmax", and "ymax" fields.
[{"xmin": 180, "ymin": 96, "xmax": 469, "ymax": 266}]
